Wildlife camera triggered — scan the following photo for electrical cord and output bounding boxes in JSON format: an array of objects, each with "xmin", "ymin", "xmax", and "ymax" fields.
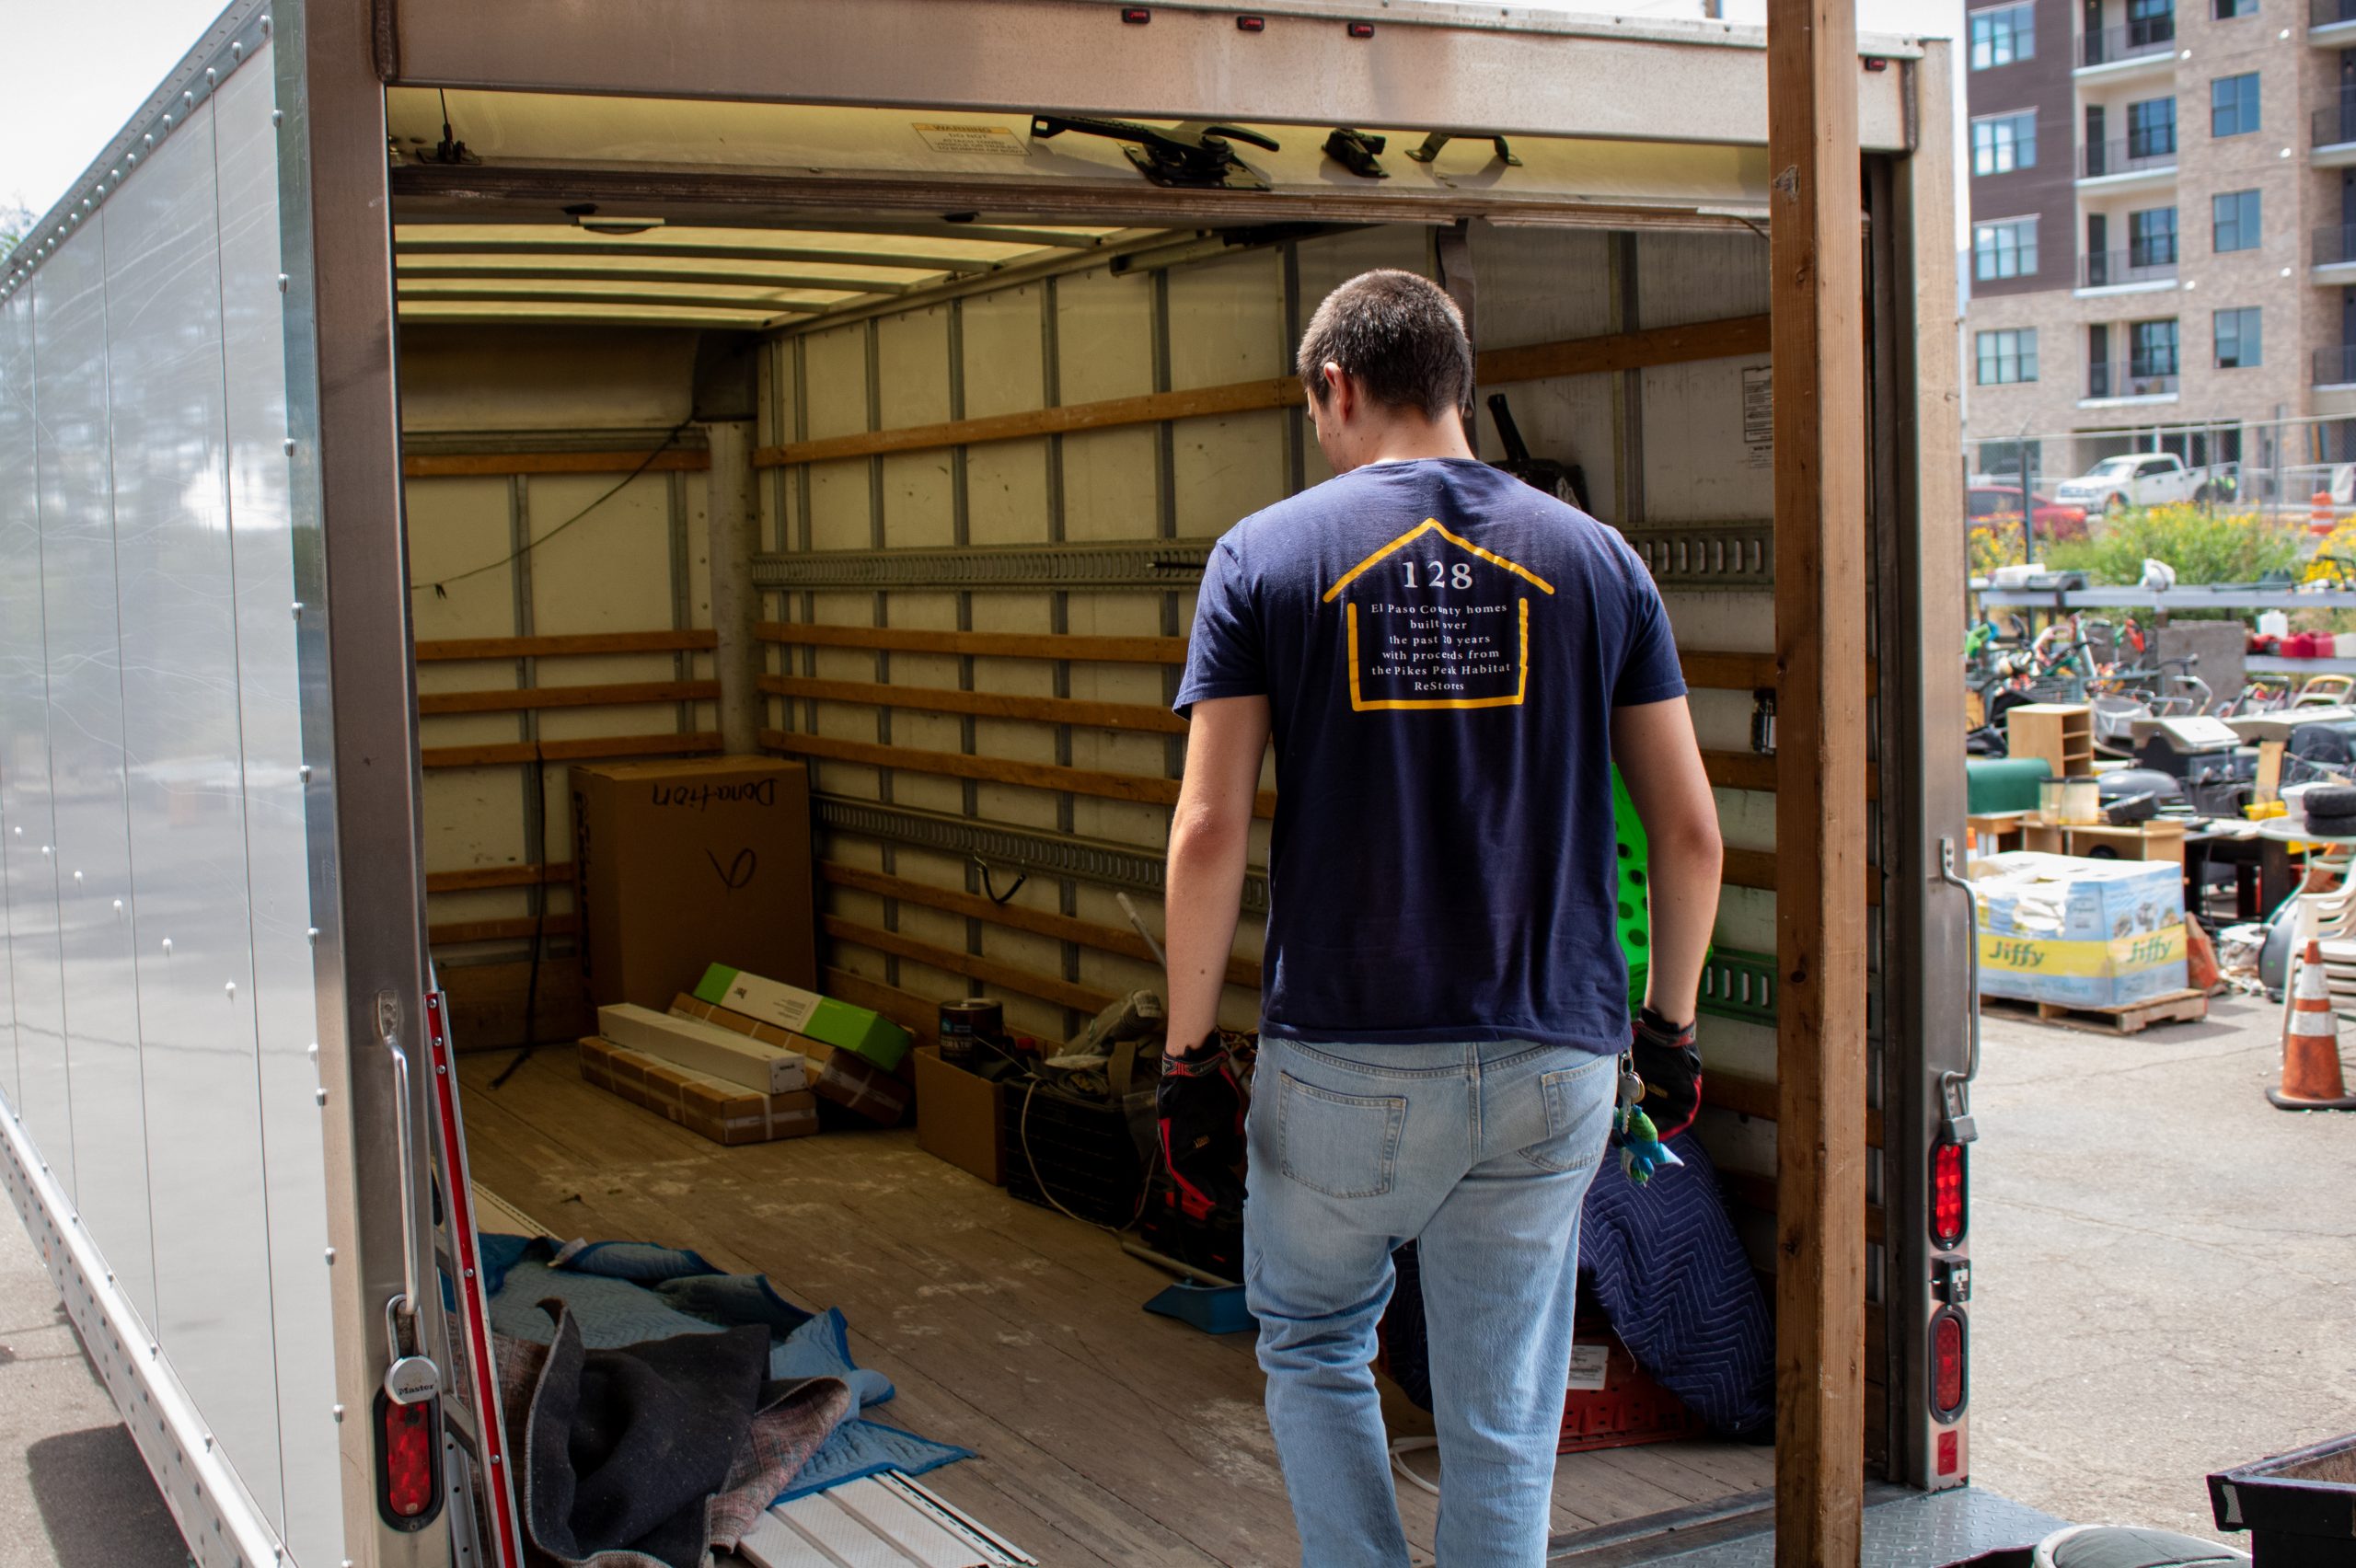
[
  {"xmin": 409, "ymin": 417, "xmax": 693, "ymax": 596},
  {"xmin": 1017, "ymin": 1073, "xmax": 1159, "ymax": 1235}
]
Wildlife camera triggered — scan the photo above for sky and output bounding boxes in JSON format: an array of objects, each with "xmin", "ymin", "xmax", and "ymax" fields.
[{"xmin": 0, "ymin": 0, "xmax": 1965, "ymax": 230}]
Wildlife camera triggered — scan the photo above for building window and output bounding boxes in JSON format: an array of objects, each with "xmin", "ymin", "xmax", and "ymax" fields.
[
  {"xmin": 2213, "ymin": 190, "xmax": 2261, "ymax": 252},
  {"xmin": 2130, "ymin": 206, "xmax": 2179, "ymax": 267},
  {"xmin": 1975, "ymin": 216, "xmax": 2040, "ymax": 280},
  {"xmin": 2131, "ymin": 318, "xmax": 2181, "ymax": 380},
  {"xmin": 2216, "ymin": 306, "xmax": 2262, "ymax": 368},
  {"xmin": 2213, "ymin": 0, "xmax": 2254, "ymax": 16},
  {"xmin": 2127, "ymin": 0, "xmax": 2176, "ymax": 44},
  {"xmin": 1969, "ymin": 2, "xmax": 2036, "ymax": 67},
  {"xmin": 1972, "ymin": 110, "xmax": 2039, "ymax": 174},
  {"xmin": 1977, "ymin": 329, "xmax": 2039, "ymax": 385},
  {"xmin": 2127, "ymin": 97, "xmax": 2177, "ymax": 159},
  {"xmin": 2212, "ymin": 73, "xmax": 2260, "ymax": 137}
]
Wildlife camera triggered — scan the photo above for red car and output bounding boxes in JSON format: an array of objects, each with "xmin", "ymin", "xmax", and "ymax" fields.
[{"xmin": 1968, "ymin": 485, "xmax": 2089, "ymax": 539}]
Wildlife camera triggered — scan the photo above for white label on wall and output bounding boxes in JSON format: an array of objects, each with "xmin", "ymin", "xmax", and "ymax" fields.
[
  {"xmin": 1742, "ymin": 364, "xmax": 1773, "ymax": 470},
  {"xmin": 913, "ymin": 122, "xmax": 1029, "ymax": 156},
  {"xmin": 1566, "ymin": 1343, "xmax": 1611, "ymax": 1391}
]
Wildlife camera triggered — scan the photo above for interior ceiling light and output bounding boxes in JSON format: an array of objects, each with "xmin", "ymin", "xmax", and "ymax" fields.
[{"xmin": 565, "ymin": 203, "xmax": 665, "ymax": 236}]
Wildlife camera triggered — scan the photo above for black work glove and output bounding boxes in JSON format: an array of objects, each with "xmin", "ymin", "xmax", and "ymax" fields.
[
  {"xmin": 1157, "ymin": 1035, "xmax": 1246, "ymax": 1221},
  {"xmin": 1630, "ymin": 1007, "xmax": 1702, "ymax": 1139}
]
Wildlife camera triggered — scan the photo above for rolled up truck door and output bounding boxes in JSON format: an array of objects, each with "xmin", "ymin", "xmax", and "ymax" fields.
[{"xmin": 0, "ymin": 3, "xmax": 452, "ymax": 1564}]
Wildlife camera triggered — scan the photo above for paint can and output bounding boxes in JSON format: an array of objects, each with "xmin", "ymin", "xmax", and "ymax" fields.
[{"xmin": 938, "ymin": 998, "xmax": 1002, "ymax": 1066}]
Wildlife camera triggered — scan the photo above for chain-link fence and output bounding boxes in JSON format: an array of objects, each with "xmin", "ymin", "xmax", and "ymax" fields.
[{"xmin": 1965, "ymin": 411, "xmax": 2356, "ymax": 523}]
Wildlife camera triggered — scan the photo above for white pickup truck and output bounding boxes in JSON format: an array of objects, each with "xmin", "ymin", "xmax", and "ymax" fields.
[{"xmin": 2051, "ymin": 452, "xmax": 2232, "ymax": 513}]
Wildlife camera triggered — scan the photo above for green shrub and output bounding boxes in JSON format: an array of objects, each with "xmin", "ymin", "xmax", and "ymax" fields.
[{"xmin": 2042, "ymin": 503, "xmax": 2303, "ymax": 586}]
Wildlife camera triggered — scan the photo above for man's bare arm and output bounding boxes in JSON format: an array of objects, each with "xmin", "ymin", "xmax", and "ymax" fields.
[
  {"xmin": 1611, "ymin": 696, "xmax": 1723, "ymax": 1023},
  {"xmin": 1162, "ymin": 694, "xmax": 1273, "ymax": 1055}
]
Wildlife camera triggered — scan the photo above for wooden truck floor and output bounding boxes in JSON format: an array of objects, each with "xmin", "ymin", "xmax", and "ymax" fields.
[{"xmin": 455, "ymin": 1051, "xmax": 1773, "ymax": 1567}]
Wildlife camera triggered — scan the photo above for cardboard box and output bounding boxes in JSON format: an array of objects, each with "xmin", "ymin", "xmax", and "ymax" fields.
[
  {"xmin": 577, "ymin": 1036, "xmax": 817, "ymax": 1147},
  {"xmin": 1977, "ymin": 922, "xmax": 2189, "ymax": 1009},
  {"xmin": 572, "ymin": 757, "xmax": 816, "ymax": 1010},
  {"xmin": 1969, "ymin": 852, "xmax": 2184, "ymax": 942},
  {"xmin": 693, "ymin": 963, "xmax": 912, "ymax": 1072},
  {"xmin": 596, "ymin": 1003, "xmax": 805, "ymax": 1095},
  {"xmin": 913, "ymin": 1045, "xmax": 1005, "ymax": 1185},
  {"xmin": 669, "ymin": 993, "xmax": 911, "ymax": 1127}
]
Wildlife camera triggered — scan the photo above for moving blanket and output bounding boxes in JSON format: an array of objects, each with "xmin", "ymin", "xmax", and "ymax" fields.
[
  {"xmin": 1576, "ymin": 1131, "xmax": 1775, "ymax": 1441},
  {"xmin": 497, "ymin": 1302, "xmax": 854, "ymax": 1568},
  {"xmin": 480, "ymin": 1233, "xmax": 972, "ymax": 1549}
]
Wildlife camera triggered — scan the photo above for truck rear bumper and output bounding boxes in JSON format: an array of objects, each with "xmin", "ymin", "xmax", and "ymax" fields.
[{"xmin": 1547, "ymin": 1482, "xmax": 2068, "ymax": 1566}]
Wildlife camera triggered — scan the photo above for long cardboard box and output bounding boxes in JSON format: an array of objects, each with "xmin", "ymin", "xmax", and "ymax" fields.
[
  {"xmin": 578, "ymin": 1036, "xmax": 817, "ymax": 1147},
  {"xmin": 596, "ymin": 1003, "xmax": 805, "ymax": 1095},
  {"xmin": 669, "ymin": 993, "xmax": 911, "ymax": 1126},
  {"xmin": 694, "ymin": 963, "xmax": 912, "ymax": 1072}
]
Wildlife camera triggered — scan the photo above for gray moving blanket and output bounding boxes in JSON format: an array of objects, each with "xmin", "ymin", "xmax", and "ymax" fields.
[{"xmin": 497, "ymin": 1301, "xmax": 855, "ymax": 1568}]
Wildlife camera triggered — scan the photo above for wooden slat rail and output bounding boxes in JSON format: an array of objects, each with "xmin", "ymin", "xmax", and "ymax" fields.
[
  {"xmin": 430, "ymin": 912, "xmax": 580, "ymax": 945},
  {"xmin": 823, "ymin": 915, "xmax": 1116, "ymax": 1015},
  {"xmin": 1706, "ymin": 1069, "xmax": 1884, "ymax": 1150},
  {"xmin": 417, "ymin": 629, "xmax": 718, "ymax": 662},
  {"xmin": 1720, "ymin": 1168, "xmax": 1887, "ymax": 1247},
  {"xmin": 754, "ymin": 314, "xmax": 1770, "ymax": 467},
  {"xmin": 822, "ymin": 862, "xmax": 1261, "ymax": 990},
  {"xmin": 762, "ymin": 729, "xmax": 1277, "ymax": 818},
  {"xmin": 1722, "ymin": 847, "xmax": 1880, "ymax": 905},
  {"xmin": 403, "ymin": 450, "xmax": 711, "ymax": 478},
  {"xmin": 761, "ymin": 674, "xmax": 1186, "ymax": 736},
  {"xmin": 426, "ymin": 862, "xmax": 570, "ymax": 894},
  {"xmin": 422, "ymin": 732, "xmax": 723, "ymax": 769},
  {"xmin": 756, "ymin": 621, "xmax": 1185, "ymax": 666},
  {"xmin": 420, "ymin": 679, "xmax": 719, "ymax": 717}
]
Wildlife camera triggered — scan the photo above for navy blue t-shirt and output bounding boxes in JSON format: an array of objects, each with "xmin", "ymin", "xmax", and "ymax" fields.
[{"xmin": 1174, "ymin": 458, "xmax": 1686, "ymax": 1054}]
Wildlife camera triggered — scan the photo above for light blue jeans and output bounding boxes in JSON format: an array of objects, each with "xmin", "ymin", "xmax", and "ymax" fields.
[{"xmin": 1244, "ymin": 1036, "xmax": 1618, "ymax": 1568}]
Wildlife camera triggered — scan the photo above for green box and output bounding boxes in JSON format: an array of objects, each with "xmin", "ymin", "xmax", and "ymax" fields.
[{"xmin": 693, "ymin": 963, "xmax": 913, "ymax": 1072}]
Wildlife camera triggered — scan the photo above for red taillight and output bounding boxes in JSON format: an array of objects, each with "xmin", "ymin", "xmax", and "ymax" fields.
[
  {"xmin": 376, "ymin": 1394, "xmax": 444, "ymax": 1528},
  {"xmin": 1930, "ymin": 1308, "xmax": 1968, "ymax": 1419},
  {"xmin": 1937, "ymin": 1428, "xmax": 1960, "ymax": 1476},
  {"xmin": 1347, "ymin": 19, "xmax": 1375, "ymax": 36},
  {"xmin": 1931, "ymin": 1141, "xmax": 1967, "ymax": 1247}
]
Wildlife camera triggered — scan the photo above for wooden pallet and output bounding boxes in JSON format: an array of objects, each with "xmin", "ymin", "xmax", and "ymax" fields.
[{"xmin": 1981, "ymin": 987, "xmax": 2211, "ymax": 1035}]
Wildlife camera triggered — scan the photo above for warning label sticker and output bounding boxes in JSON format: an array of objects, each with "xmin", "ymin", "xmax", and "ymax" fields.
[{"xmin": 912, "ymin": 122, "xmax": 1029, "ymax": 156}]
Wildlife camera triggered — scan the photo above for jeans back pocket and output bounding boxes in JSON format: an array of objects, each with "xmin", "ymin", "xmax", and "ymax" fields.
[
  {"xmin": 1276, "ymin": 1072, "xmax": 1407, "ymax": 1199},
  {"xmin": 1519, "ymin": 1057, "xmax": 1614, "ymax": 1174}
]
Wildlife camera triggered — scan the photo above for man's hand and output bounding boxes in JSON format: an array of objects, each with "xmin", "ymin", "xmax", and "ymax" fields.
[
  {"xmin": 1630, "ymin": 1007, "xmax": 1702, "ymax": 1139},
  {"xmin": 1158, "ymin": 1035, "xmax": 1246, "ymax": 1220}
]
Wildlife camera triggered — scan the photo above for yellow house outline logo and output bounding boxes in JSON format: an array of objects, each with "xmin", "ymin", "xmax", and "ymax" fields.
[{"xmin": 1322, "ymin": 519, "xmax": 1556, "ymax": 713}]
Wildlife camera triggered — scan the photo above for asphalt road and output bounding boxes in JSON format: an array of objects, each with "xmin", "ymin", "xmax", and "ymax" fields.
[
  {"xmin": 0, "ymin": 1211, "xmax": 187, "ymax": 1568},
  {"xmin": 1969, "ymin": 989, "xmax": 2356, "ymax": 1542}
]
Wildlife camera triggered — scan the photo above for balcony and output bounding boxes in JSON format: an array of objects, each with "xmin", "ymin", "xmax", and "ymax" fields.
[
  {"xmin": 2317, "ymin": 344, "xmax": 2356, "ymax": 387},
  {"xmin": 2085, "ymin": 360, "xmax": 2180, "ymax": 402},
  {"xmin": 2077, "ymin": 248, "xmax": 2180, "ymax": 295},
  {"xmin": 2077, "ymin": 134, "xmax": 2179, "ymax": 190},
  {"xmin": 2315, "ymin": 225, "xmax": 2356, "ymax": 280},
  {"xmin": 2077, "ymin": 19, "xmax": 2177, "ymax": 76},
  {"xmin": 2314, "ymin": 0, "xmax": 2356, "ymax": 40},
  {"xmin": 2315, "ymin": 88, "xmax": 2356, "ymax": 160}
]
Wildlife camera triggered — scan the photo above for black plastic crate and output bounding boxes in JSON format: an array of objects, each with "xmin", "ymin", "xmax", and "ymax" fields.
[{"xmin": 1003, "ymin": 1078, "xmax": 1148, "ymax": 1228}]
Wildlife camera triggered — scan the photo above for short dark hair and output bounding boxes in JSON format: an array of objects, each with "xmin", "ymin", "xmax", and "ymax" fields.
[{"xmin": 1296, "ymin": 270, "xmax": 1472, "ymax": 423}]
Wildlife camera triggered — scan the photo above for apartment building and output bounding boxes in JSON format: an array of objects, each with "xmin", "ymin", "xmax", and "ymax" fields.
[{"xmin": 1961, "ymin": 0, "xmax": 2356, "ymax": 493}]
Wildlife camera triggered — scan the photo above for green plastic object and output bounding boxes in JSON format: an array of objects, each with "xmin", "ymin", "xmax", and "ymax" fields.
[
  {"xmin": 1966, "ymin": 755, "xmax": 2052, "ymax": 815},
  {"xmin": 1611, "ymin": 767, "xmax": 1651, "ymax": 1016}
]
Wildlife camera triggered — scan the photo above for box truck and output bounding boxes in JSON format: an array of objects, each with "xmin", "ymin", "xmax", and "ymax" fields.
[{"xmin": 0, "ymin": 1, "xmax": 1988, "ymax": 1562}]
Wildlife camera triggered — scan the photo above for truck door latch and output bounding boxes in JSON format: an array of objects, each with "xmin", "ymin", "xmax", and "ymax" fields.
[
  {"xmin": 1322, "ymin": 128, "xmax": 1390, "ymax": 179},
  {"xmin": 1030, "ymin": 114, "xmax": 1280, "ymax": 190},
  {"xmin": 1404, "ymin": 132, "xmax": 1521, "ymax": 168}
]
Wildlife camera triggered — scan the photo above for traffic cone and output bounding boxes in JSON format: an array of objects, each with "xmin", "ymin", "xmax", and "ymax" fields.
[{"xmin": 2271, "ymin": 940, "xmax": 2356, "ymax": 1111}]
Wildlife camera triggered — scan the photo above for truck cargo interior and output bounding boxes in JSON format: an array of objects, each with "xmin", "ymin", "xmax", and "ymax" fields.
[
  {"xmin": 0, "ymin": 6, "xmax": 1979, "ymax": 1566},
  {"xmin": 386, "ymin": 84, "xmax": 1878, "ymax": 1566}
]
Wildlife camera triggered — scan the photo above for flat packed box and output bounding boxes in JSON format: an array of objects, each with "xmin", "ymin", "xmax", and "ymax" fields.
[
  {"xmin": 596, "ymin": 1003, "xmax": 805, "ymax": 1095},
  {"xmin": 1969, "ymin": 851, "xmax": 2184, "ymax": 942},
  {"xmin": 572, "ymin": 757, "xmax": 817, "ymax": 1010},
  {"xmin": 1978, "ymin": 923, "xmax": 2189, "ymax": 1009},
  {"xmin": 669, "ymin": 993, "xmax": 910, "ymax": 1127},
  {"xmin": 694, "ymin": 963, "xmax": 912, "ymax": 1073},
  {"xmin": 578, "ymin": 1036, "xmax": 817, "ymax": 1147},
  {"xmin": 913, "ymin": 1045, "xmax": 1005, "ymax": 1186}
]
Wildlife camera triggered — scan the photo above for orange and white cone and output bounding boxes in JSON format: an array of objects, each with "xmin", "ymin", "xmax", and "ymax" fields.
[{"xmin": 2272, "ymin": 940, "xmax": 2356, "ymax": 1111}]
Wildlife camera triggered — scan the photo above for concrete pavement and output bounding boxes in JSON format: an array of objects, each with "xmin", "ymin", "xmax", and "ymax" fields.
[
  {"xmin": 0, "ymin": 1209, "xmax": 187, "ymax": 1568},
  {"xmin": 1968, "ymin": 989, "xmax": 2356, "ymax": 1542}
]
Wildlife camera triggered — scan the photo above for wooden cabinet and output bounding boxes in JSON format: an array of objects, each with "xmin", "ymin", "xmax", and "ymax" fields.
[{"xmin": 2006, "ymin": 703, "xmax": 2094, "ymax": 779}]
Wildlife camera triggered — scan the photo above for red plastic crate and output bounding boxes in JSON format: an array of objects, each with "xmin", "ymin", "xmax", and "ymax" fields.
[{"xmin": 1558, "ymin": 1332, "xmax": 1708, "ymax": 1454}]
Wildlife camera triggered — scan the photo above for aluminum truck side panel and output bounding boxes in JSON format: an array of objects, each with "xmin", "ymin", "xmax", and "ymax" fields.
[{"xmin": 0, "ymin": 12, "xmax": 352, "ymax": 1564}]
